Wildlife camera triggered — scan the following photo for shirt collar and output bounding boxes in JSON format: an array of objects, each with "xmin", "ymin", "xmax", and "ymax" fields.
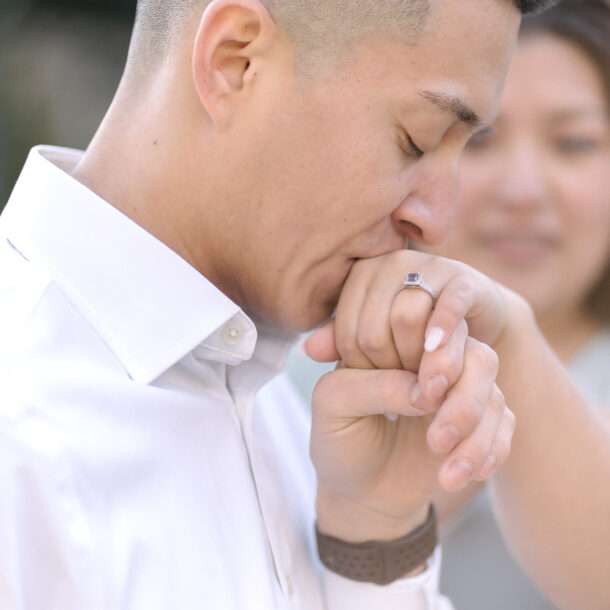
[{"xmin": 1, "ymin": 145, "xmax": 280, "ymax": 383}]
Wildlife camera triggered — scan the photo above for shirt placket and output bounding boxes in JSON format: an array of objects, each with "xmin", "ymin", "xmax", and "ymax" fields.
[{"xmin": 229, "ymin": 363, "xmax": 296, "ymax": 605}]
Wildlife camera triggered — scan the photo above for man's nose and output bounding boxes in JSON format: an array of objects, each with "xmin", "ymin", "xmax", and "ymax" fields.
[{"xmin": 392, "ymin": 157, "xmax": 459, "ymax": 246}]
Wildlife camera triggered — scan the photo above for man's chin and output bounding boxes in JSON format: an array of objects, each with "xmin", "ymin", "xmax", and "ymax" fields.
[
  {"xmin": 247, "ymin": 277, "xmax": 341, "ymax": 335},
  {"xmin": 275, "ymin": 298, "xmax": 338, "ymax": 335}
]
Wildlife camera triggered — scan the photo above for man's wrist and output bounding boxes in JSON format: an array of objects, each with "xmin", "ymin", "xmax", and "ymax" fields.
[
  {"xmin": 315, "ymin": 504, "xmax": 438, "ymax": 585},
  {"xmin": 316, "ymin": 490, "xmax": 430, "ymax": 543}
]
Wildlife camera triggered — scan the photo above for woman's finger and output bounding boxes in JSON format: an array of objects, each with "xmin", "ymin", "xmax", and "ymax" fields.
[
  {"xmin": 426, "ymin": 337, "xmax": 499, "ymax": 458},
  {"xmin": 333, "ymin": 258, "xmax": 378, "ymax": 369},
  {"xmin": 437, "ymin": 385, "xmax": 508, "ymax": 491},
  {"xmin": 424, "ymin": 269, "xmax": 505, "ymax": 354},
  {"xmin": 473, "ymin": 406, "xmax": 516, "ymax": 482},
  {"xmin": 390, "ymin": 287, "xmax": 435, "ymax": 373},
  {"xmin": 303, "ymin": 318, "xmax": 341, "ymax": 362},
  {"xmin": 414, "ymin": 319, "xmax": 469, "ymax": 405}
]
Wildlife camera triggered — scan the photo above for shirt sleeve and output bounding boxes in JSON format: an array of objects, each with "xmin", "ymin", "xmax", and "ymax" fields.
[{"xmin": 322, "ymin": 546, "xmax": 454, "ymax": 610}]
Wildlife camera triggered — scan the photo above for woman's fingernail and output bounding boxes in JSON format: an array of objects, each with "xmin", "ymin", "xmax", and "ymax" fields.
[
  {"xmin": 384, "ymin": 413, "xmax": 399, "ymax": 422},
  {"xmin": 475, "ymin": 455, "xmax": 497, "ymax": 481},
  {"xmin": 448, "ymin": 460, "xmax": 473, "ymax": 490},
  {"xmin": 434, "ymin": 425, "xmax": 460, "ymax": 454},
  {"xmin": 426, "ymin": 374, "xmax": 448, "ymax": 401},
  {"xmin": 297, "ymin": 337, "xmax": 309, "ymax": 357},
  {"xmin": 424, "ymin": 327, "xmax": 445, "ymax": 352}
]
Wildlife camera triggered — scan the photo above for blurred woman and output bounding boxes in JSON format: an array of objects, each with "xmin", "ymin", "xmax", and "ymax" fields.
[{"xmin": 420, "ymin": 1, "xmax": 610, "ymax": 608}]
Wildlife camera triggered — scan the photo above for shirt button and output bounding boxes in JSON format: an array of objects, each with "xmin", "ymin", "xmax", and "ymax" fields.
[
  {"xmin": 285, "ymin": 574, "xmax": 294, "ymax": 596},
  {"xmin": 222, "ymin": 324, "xmax": 243, "ymax": 345}
]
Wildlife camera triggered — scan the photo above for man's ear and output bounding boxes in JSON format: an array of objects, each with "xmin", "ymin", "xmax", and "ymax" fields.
[{"xmin": 192, "ymin": 0, "xmax": 278, "ymax": 129}]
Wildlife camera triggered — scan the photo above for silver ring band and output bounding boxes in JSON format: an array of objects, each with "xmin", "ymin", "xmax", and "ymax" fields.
[{"xmin": 400, "ymin": 272, "xmax": 437, "ymax": 307}]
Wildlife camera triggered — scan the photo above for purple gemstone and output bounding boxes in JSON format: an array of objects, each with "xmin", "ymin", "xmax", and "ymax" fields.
[{"xmin": 406, "ymin": 273, "xmax": 420, "ymax": 283}]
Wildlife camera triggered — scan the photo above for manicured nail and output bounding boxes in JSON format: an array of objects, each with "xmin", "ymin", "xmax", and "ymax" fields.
[
  {"xmin": 426, "ymin": 374, "xmax": 448, "ymax": 401},
  {"xmin": 297, "ymin": 337, "xmax": 309, "ymax": 357},
  {"xmin": 448, "ymin": 460, "xmax": 473, "ymax": 490},
  {"xmin": 434, "ymin": 425, "xmax": 460, "ymax": 454},
  {"xmin": 424, "ymin": 327, "xmax": 445, "ymax": 352},
  {"xmin": 475, "ymin": 455, "xmax": 497, "ymax": 481},
  {"xmin": 384, "ymin": 413, "xmax": 399, "ymax": 422}
]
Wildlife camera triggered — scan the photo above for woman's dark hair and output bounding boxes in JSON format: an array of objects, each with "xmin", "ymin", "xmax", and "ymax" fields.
[
  {"xmin": 522, "ymin": 0, "xmax": 610, "ymax": 322},
  {"xmin": 521, "ymin": 0, "xmax": 609, "ymax": 95}
]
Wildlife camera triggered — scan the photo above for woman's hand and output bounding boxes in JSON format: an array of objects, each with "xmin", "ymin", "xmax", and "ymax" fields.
[{"xmin": 306, "ymin": 250, "xmax": 516, "ymax": 541}]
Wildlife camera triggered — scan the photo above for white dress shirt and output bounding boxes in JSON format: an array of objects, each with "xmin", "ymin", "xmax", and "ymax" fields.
[{"xmin": 0, "ymin": 146, "xmax": 453, "ymax": 610}]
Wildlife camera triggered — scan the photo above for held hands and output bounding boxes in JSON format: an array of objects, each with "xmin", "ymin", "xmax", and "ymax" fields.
[{"xmin": 306, "ymin": 250, "xmax": 517, "ymax": 541}]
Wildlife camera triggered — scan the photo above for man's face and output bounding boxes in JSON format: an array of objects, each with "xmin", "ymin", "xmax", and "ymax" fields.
[{"xmin": 213, "ymin": 0, "xmax": 521, "ymax": 331}]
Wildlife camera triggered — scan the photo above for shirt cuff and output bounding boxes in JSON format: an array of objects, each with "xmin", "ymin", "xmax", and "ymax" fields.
[{"xmin": 322, "ymin": 546, "xmax": 454, "ymax": 610}]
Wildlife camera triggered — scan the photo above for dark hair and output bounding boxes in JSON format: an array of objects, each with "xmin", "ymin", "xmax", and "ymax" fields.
[
  {"xmin": 521, "ymin": 0, "xmax": 609, "ymax": 95},
  {"xmin": 513, "ymin": 0, "xmax": 562, "ymax": 13},
  {"xmin": 522, "ymin": 0, "xmax": 610, "ymax": 321}
]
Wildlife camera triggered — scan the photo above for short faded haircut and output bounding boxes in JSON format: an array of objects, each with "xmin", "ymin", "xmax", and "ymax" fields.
[{"xmin": 127, "ymin": 0, "xmax": 559, "ymax": 76}]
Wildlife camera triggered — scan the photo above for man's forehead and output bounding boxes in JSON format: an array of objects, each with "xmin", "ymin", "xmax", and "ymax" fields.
[
  {"xmin": 300, "ymin": 0, "xmax": 519, "ymax": 127},
  {"xmin": 412, "ymin": 1, "xmax": 521, "ymax": 122}
]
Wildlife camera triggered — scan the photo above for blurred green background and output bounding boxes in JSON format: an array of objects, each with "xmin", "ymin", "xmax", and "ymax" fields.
[{"xmin": 0, "ymin": 0, "xmax": 137, "ymax": 210}]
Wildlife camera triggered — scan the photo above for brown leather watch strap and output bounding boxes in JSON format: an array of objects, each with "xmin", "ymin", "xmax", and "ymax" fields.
[{"xmin": 315, "ymin": 505, "xmax": 437, "ymax": 586}]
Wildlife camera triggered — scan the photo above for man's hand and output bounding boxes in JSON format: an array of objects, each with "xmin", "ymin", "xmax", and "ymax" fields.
[{"xmin": 307, "ymin": 250, "xmax": 516, "ymax": 541}]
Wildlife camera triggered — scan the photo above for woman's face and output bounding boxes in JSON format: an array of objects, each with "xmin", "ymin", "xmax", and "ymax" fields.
[{"xmin": 422, "ymin": 34, "xmax": 610, "ymax": 319}]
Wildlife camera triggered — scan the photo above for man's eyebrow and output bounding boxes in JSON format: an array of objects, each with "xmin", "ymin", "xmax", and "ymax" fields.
[{"xmin": 418, "ymin": 89, "xmax": 482, "ymax": 129}]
